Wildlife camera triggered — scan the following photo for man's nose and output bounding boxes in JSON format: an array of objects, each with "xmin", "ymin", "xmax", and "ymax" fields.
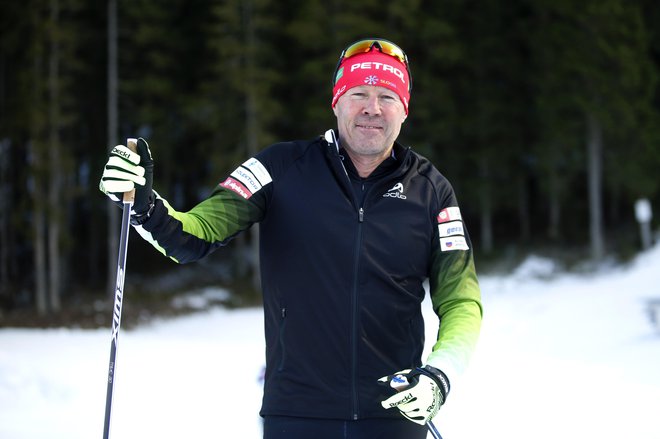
[{"xmin": 362, "ymin": 94, "xmax": 382, "ymax": 115}]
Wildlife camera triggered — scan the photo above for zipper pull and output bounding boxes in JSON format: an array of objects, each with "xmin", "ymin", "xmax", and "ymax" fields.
[{"xmin": 358, "ymin": 207, "xmax": 364, "ymax": 222}]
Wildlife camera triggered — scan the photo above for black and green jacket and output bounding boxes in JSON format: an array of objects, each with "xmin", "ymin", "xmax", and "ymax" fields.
[{"xmin": 134, "ymin": 129, "xmax": 482, "ymax": 420}]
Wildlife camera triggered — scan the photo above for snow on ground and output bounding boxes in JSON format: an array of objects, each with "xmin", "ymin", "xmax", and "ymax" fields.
[{"xmin": 1, "ymin": 245, "xmax": 659, "ymax": 439}]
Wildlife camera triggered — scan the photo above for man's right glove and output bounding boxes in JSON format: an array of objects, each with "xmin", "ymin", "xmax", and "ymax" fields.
[
  {"xmin": 99, "ymin": 137, "xmax": 155, "ymax": 223},
  {"xmin": 379, "ymin": 365, "xmax": 450, "ymax": 425}
]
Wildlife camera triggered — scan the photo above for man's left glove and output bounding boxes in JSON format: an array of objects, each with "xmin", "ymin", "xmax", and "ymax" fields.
[
  {"xmin": 379, "ymin": 365, "xmax": 450, "ymax": 425},
  {"xmin": 99, "ymin": 137, "xmax": 155, "ymax": 224}
]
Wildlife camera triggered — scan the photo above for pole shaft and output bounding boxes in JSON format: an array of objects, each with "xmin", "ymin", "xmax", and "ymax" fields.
[
  {"xmin": 427, "ymin": 420, "xmax": 443, "ymax": 439},
  {"xmin": 102, "ymin": 197, "xmax": 132, "ymax": 439}
]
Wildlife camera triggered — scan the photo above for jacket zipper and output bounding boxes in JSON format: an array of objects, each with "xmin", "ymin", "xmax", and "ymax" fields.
[
  {"xmin": 330, "ymin": 139, "xmax": 402, "ymax": 419},
  {"xmin": 351, "ymin": 206, "xmax": 365, "ymax": 419},
  {"xmin": 327, "ymin": 142, "xmax": 363, "ymax": 419}
]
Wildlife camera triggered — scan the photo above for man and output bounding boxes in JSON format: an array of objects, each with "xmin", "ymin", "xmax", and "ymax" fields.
[{"xmin": 100, "ymin": 38, "xmax": 482, "ymax": 439}]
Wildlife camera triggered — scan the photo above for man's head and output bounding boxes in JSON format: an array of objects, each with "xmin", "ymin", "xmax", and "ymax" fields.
[
  {"xmin": 331, "ymin": 39, "xmax": 411, "ymax": 159},
  {"xmin": 332, "ymin": 39, "xmax": 412, "ymax": 114}
]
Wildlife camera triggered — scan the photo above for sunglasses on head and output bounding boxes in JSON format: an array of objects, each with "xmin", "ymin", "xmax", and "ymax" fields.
[{"xmin": 332, "ymin": 38, "xmax": 413, "ymax": 92}]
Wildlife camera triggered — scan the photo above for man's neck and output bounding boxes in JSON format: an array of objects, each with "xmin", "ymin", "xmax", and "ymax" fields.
[{"xmin": 343, "ymin": 147, "xmax": 393, "ymax": 178}]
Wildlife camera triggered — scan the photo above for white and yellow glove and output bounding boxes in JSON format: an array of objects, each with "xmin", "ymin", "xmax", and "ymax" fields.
[
  {"xmin": 99, "ymin": 137, "xmax": 155, "ymax": 223},
  {"xmin": 379, "ymin": 366, "xmax": 450, "ymax": 425}
]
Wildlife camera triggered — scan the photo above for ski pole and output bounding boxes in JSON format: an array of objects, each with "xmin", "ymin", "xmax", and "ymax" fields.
[
  {"xmin": 427, "ymin": 420, "xmax": 443, "ymax": 439},
  {"xmin": 102, "ymin": 138, "xmax": 137, "ymax": 439}
]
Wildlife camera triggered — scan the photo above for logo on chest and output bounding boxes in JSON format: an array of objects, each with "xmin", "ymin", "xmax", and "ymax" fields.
[{"xmin": 383, "ymin": 182, "xmax": 407, "ymax": 200}]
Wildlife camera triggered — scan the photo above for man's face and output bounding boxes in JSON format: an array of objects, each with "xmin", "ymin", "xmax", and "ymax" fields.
[{"xmin": 333, "ymin": 85, "xmax": 407, "ymax": 158}]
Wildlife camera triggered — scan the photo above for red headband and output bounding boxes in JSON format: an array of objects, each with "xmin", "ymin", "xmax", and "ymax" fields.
[{"xmin": 331, "ymin": 50, "xmax": 410, "ymax": 114}]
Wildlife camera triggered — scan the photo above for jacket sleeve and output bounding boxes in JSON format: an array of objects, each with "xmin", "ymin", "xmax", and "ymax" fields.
[
  {"xmin": 424, "ymin": 196, "xmax": 483, "ymax": 385},
  {"xmin": 132, "ymin": 158, "xmax": 273, "ymax": 264}
]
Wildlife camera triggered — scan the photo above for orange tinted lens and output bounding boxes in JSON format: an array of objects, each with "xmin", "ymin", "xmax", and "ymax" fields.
[
  {"xmin": 374, "ymin": 41, "xmax": 406, "ymax": 63},
  {"xmin": 342, "ymin": 40, "xmax": 376, "ymax": 58},
  {"xmin": 343, "ymin": 39, "xmax": 407, "ymax": 64}
]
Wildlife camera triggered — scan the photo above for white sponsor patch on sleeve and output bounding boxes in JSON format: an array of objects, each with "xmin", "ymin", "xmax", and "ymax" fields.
[
  {"xmin": 438, "ymin": 220, "xmax": 464, "ymax": 238},
  {"xmin": 437, "ymin": 206, "xmax": 462, "ymax": 224},
  {"xmin": 242, "ymin": 158, "xmax": 272, "ymax": 186},
  {"xmin": 440, "ymin": 236, "xmax": 469, "ymax": 252},
  {"xmin": 231, "ymin": 167, "xmax": 263, "ymax": 194},
  {"xmin": 220, "ymin": 158, "xmax": 272, "ymax": 199}
]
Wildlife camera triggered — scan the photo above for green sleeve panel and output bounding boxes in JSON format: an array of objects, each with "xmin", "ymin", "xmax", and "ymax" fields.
[
  {"xmin": 172, "ymin": 186, "xmax": 264, "ymax": 242},
  {"xmin": 425, "ymin": 242, "xmax": 483, "ymax": 383},
  {"xmin": 135, "ymin": 186, "xmax": 266, "ymax": 264}
]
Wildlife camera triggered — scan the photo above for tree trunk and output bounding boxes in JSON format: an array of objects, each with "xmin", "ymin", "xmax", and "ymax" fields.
[
  {"xmin": 587, "ymin": 112, "xmax": 605, "ymax": 260},
  {"xmin": 0, "ymin": 51, "xmax": 8, "ymax": 298},
  {"xmin": 107, "ymin": 0, "xmax": 120, "ymax": 299},
  {"xmin": 47, "ymin": 0, "xmax": 61, "ymax": 312},
  {"xmin": 479, "ymin": 157, "xmax": 493, "ymax": 254},
  {"xmin": 518, "ymin": 175, "xmax": 531, "ymax": 242},
  {"xmin": 30, "ymin": 13, "xmax": 48, "ymax": 314},
  {"xmin": 0, "ymin": 140, "xmax": 9, "ymax": 298},
  {"xmin": 32, "ymin": 140, "xmax": 48, "ymax": 315},
  {"xmin": 547, "ymin": 166, "xmax": 561, "ymax": 241}
]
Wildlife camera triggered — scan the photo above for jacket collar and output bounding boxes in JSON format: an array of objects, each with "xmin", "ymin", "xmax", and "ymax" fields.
[{"xmin": 323, "ymin": 129, "xmax": 410, "ymax": 169}]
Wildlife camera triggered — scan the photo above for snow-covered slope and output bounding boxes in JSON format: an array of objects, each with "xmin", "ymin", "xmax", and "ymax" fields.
[{"xmin": 1, "ymin": 246, "xmax": 659, "ymax": 438}]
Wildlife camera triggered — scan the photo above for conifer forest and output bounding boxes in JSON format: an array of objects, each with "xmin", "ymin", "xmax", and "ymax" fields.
[{"xmin": 1, "ymin": 0, "xmax": 660, "ymax": 318}]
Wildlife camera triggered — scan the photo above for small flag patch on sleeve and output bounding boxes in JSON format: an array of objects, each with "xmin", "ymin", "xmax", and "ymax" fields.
[{"xmin": 440, "ymin": 236, "xmax": 469, "ymax": 251}]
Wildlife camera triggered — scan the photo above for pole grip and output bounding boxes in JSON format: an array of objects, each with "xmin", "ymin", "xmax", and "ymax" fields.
[{"xmin": 123, "ymin": 138, "xmax": 138, "ymax": 203}]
